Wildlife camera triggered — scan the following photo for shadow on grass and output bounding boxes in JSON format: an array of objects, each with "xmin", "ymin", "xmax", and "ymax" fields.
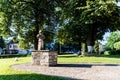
[
  {"xmin": 0, "ymin": 74, "xmax": 63, "ymax": 80},
  {"xmin": 58, "ymin": 54, "xmax": 78, "ymax": 58},
  {"xmin": 56, "ymin": 64, "xmax": 92, "ymax": 68},
  {"xmin": 55, "ymin": 63, "xmax": 120, "ymax": 68},
  {"xmin": 99, "ymin": 55, "xmax": 120, "ymax": 58},
  {"xmin": 0, "ymin": 74, "xmax": 84, "ymax": 80},
  {"xmin": 58, "ymin": 56, "xmax": 78, "ymax": 58}
]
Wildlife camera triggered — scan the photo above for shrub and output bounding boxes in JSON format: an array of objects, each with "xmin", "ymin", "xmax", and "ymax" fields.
[
  {"xmin": 106, "ymin": 50, "xmax": 120, "ymax": 55},
  {"xmin": 114, "ymin": 41, "xmax": 120, "ymax": 50},
  {"xmin": 104, "ymin": 51, "xmax": 110, "ymax": 55}
]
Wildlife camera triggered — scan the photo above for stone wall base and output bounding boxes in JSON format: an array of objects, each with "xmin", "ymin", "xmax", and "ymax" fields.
[{"xmin": 32, "ymin": 50, "xmax": 57, "ymax": 66}]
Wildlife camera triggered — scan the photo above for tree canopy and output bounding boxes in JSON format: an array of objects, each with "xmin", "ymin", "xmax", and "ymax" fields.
[
  {"xmin": 0, "ymin": 0, "xmax": 120, "ymax": 51},
  {"xmin": 56, "ymin": 0, "xmax": 87, "ymax": 47},
  {"xmin": 79, "ymin": 0, "xmax": 120, "ymax": 47},
  {"xmin": 57, "ymin": 0, "xmax": 120, "ymax": 52},
  {"xmin": 0, "ymin": 0, "xmax": 59, "ymax": 49}
]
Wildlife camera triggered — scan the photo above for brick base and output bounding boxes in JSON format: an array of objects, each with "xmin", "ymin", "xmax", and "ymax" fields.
[{"xmin": 32, "ymin": 50, "xmax": 57, "ymax": 66}]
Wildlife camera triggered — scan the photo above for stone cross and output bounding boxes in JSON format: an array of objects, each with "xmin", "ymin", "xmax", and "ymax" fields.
[{"xmin": 37, "ymin": 30, "xmax": 45, "ymax": 50}]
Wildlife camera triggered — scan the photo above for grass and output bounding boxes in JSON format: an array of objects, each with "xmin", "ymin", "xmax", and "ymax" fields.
[
  {"xmin": 58, "ymin": 54, "xmax": 120, "ymax": 64},
  {"xmin": 0, "ymin": 56, "xmax": 64, "ymax": 80},
  {"xmin": 1, "ymin": 54, "xmax": 120, "ymax": 80},
  {"xmin": 0, "ymin": 54, "xmax": 27, "ymax": 58}
]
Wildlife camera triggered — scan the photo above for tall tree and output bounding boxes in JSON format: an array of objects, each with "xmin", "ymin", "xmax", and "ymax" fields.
[
  {"xmin": 78, "ymin": 0, "xmax": 120, "ymax": 52},
  {"xmin": 57, "ymin": 0, "xmax": 120, "ymax": 53},
  {"xmin": 0, "ymin": 0, "xmax": 58, "ymax": 50},
  {"xmin": 56, "ymin": 0, "xmax": 87, "ymax": 50}
]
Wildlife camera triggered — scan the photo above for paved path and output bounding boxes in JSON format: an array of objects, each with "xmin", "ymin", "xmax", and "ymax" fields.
[{"xmin": 11, "ymin": 63, "xmax": 120, "ymax": 80}]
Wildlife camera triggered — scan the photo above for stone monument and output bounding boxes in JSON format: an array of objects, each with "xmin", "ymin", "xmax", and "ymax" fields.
[{"xmin": 32, "ymin": 30, "xmax": 57, "ymax": 66}]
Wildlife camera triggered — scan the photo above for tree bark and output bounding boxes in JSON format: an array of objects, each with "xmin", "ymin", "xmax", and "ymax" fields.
[
  {"xmin": 34, "ymin": 29, "xmax": 39, "ymax": 50},
  {"xmin": 77, "ymin": 42, "xmax": 81, "ymax": 51},
  {"xmin": 34, "ymin": 23, "xmax": 39, "ymax": 50},
  {"xmin": 86, "ymin": 25, "xmax": 97, "ymax": 53},
  {"xmin": 34, "ymin": 10, "xmax": 41, "ymax": 50}
]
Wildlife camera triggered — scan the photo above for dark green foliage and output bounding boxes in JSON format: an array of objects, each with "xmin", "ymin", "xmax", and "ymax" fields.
[
  {"xmin": 0, "ymin": 36, "xmax": 5, "ymax": 49},
  {"xmin": 56, "ymin": 0, "xmax": 87, "ymax": 50},
  {"xmin": 79, "ymin": 0, "xmax": 120, "ymax": 47},
  {"xmin": 0, "ymin": 74, "xmax": 65, "ymax": 80},
  {"xmin": 107, "ymin": 50, "xmax": 120, "ymax": 55},
  {"xmin": 0, "ymin": 0, "xmax": 120, "ymax": 51},
  {"xmin": 57, "ymin": 0, "xmax": 120, "ymax": 52},
  {"xmin": 57, "ymin": 25, "xmax": 84, "ymax": 45},
  {"xmin": 0, "ymin": 0, "xmax": 58, "ymax": 49},
  {"xmin": 18, "ymin": 38, "xmax": 30, "ymax": 49},
  {"xmin": 43, "ymin": 30, "xmax": 54, "ymax": 44}
]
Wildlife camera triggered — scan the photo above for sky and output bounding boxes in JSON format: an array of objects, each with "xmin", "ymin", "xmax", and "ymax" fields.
[
  {"xmin": 99, "ymin": 32, "xmax": 110, "ymax": 45},
  {"xmin": 117, "ymin": 0, "xmax": 120, "ymax": 6},
  {"xmin": 117, "ymin": 2, "xmax": 120, "ymax": 6}
]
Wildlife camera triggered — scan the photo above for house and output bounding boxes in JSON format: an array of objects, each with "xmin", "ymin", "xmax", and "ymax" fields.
[
  {"xmin": 4, "ymin": 40, "xmax": 19, "ymax": 54},
  {"xmin": 6, "ymin": 40, "xmax": 18, "ymax": 50}
]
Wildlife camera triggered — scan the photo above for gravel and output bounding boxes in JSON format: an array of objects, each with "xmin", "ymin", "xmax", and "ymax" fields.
[{"xmin": 11, "ymin": 63, "xmax": 120, "ymax": 80}]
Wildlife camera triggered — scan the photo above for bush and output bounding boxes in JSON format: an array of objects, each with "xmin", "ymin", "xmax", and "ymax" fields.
[
  {"xmin": 104, "ymin": 51, "xmax": 110, "ymax": 55},
  {"xmin": 105, "ymin": 50, "xmax": 120, "ymax": 55},
  {"xmin": 114, "ymin": 41, "xmax": 120, "ymax": 50}
]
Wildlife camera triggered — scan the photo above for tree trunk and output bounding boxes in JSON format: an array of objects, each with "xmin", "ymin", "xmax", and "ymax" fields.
[
  {"xmin": 34, "ymin": 29, "xmax": 39, "ymax": 50},
  {"xmin": 34, "ymin": 10, "xmax": 41, "ymax": 50},
  {"xmin": 86, "ymin": 25, "xmax": 97, "ymax": 53},
  {"xmin": 81, "ymin": 42, "xmax": 86, "ymax": 55},
  {"xmin": 33, "ymin": 21, "xmax": 39, "ymax": 50}
]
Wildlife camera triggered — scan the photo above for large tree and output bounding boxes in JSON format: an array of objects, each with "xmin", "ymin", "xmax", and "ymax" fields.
[
  {"xmin": 0, "ymin": 0, "xmax": 59, "ymax": 49},
  {"xmin": 56, "ymin": 0, "xmax": 87, "ymax": 50},
  {"xmin": 57, "ymin": 0, "xmax": 120, "ymax": 53},
  {"xmin": 78, "ymin": 0, "xmax": 120, "ymax": 52}
]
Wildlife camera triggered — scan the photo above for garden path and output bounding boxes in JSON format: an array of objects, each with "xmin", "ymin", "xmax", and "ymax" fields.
[{"xmin": 12, "ymin": 63, "xmax": 120, "ymax": 80}]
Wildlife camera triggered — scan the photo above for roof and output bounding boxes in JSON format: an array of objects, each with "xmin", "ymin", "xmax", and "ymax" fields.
[{"xmin": 7, "ymin": 40, "xmax": 19, "ymax": 45}]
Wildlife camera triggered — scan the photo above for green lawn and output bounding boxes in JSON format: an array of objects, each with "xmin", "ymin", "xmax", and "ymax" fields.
[
  {"xmin": 1, "ymin": 54, "xmax": 120, "ymax": 80},
  {"xmin": 0, "ymin": 56, "xmax": 64, "ymax": 80},
  {"xmin": 58, "ymin": 54, "xmax": 120, "ymax": 63}
]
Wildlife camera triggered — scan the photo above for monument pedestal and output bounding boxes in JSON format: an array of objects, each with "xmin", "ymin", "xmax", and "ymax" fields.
[{"xmin": 32, "ymin": 50, "xmax": 57, "ymax": 66}]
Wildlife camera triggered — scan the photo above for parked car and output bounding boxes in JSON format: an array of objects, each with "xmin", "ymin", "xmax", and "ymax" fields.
[
  {"xmin": 18, "ymin": 49, "xmax": 32, "ymax": 54},
  {"xmin": 18, "ymin": 49, "xmax": 27, "ymax": 54}
]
